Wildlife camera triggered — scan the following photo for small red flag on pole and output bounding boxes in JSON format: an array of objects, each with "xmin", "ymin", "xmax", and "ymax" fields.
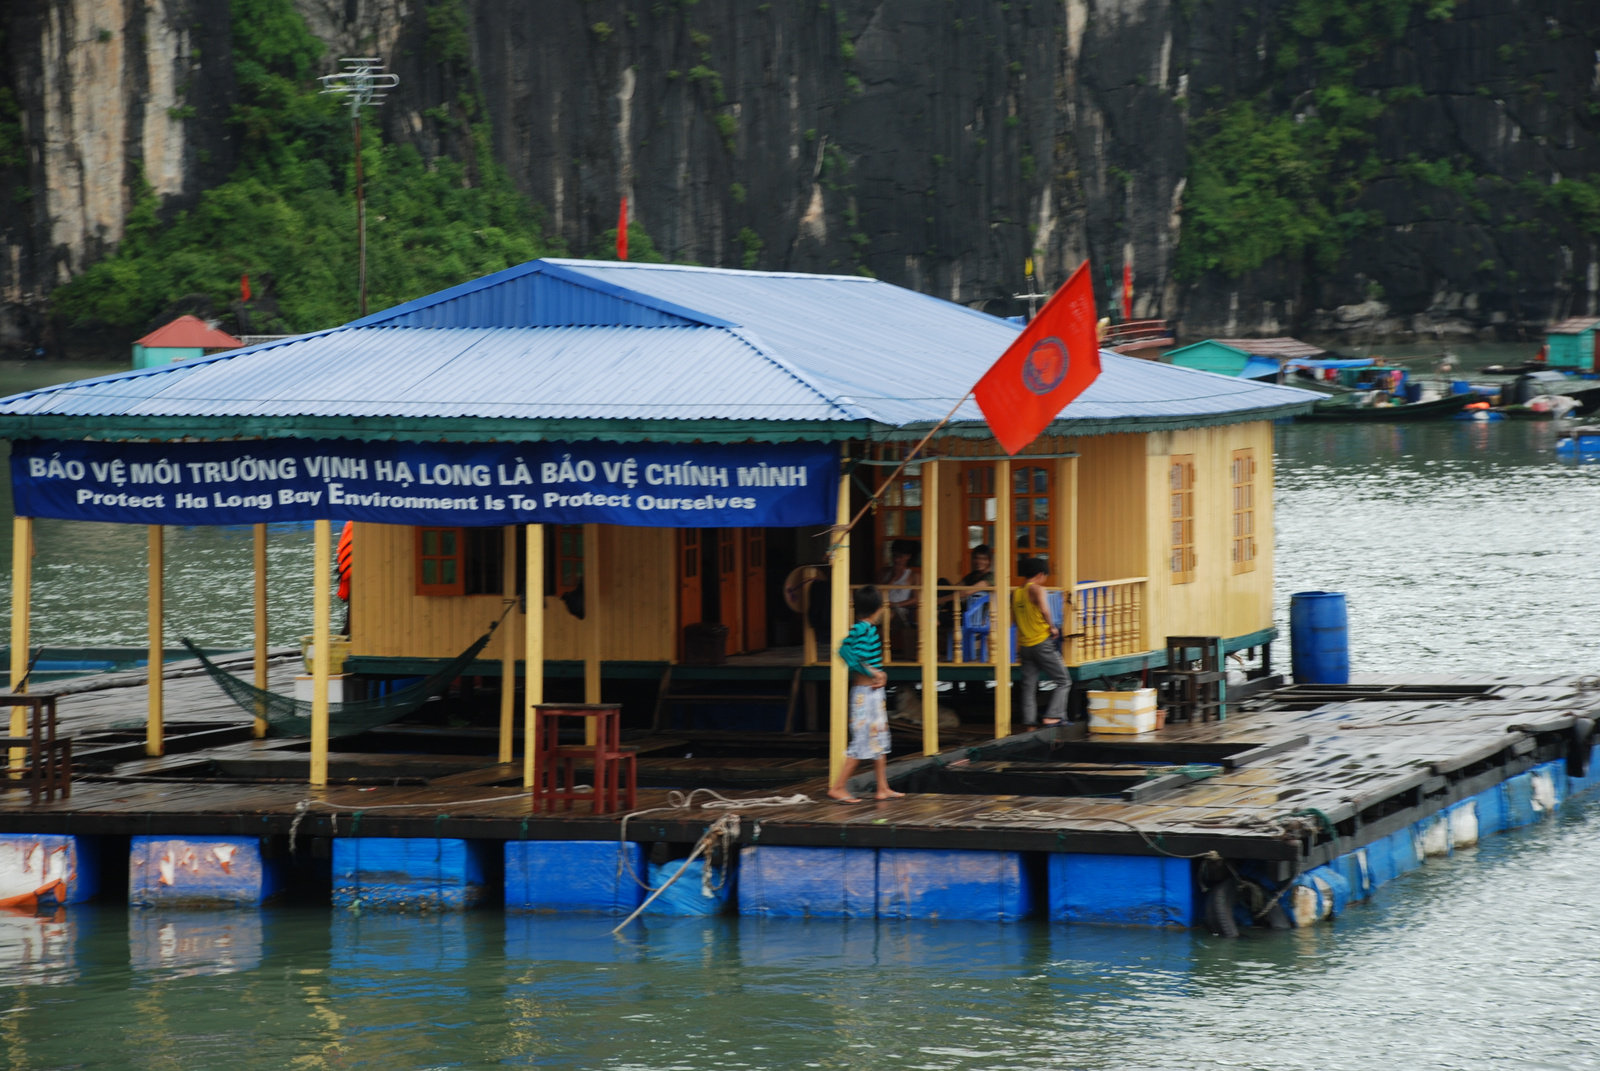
[
  {"xmin": 616, "ymin": 197, "xmax": 628, "ymax": 261},
  {"xmin": 240, "ymin": 274, "xmax": 252, "ymax": 302},
  {"xmin": 972, "ymin": 261, "xmax": 1102, "ymax": 456},
  {"xmin": 1121, "ymin": 262, "xmax": 1133, "ymax": 321}
]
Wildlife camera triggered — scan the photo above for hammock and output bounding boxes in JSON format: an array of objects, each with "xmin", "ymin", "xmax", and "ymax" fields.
[{"xmin": 181, "ymin": 623, "xmax": 499, "ymax": 739}]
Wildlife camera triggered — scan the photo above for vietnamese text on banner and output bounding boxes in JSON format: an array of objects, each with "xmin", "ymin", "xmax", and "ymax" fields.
[{"xmin": 11, "ymin": 439, "xmax": 836, "ymax": 528}]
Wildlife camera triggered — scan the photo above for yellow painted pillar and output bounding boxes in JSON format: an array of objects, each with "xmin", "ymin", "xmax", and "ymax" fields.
[
  {"xmin": 9, "ymin": 516, "xmax": 32, "ymax": 773},
  {"xmin": 252, "ymin": 522, "xmax": 269, "ymax": 738},
  {"xmin": 583, "ymin": 522, "xmax": 601, "ymax": 746},
  {"xmin": 1057, "ymin": 456, "xmax": 1079, "ymax": 665},
  {"xmin": 498, "ymin": 524, "xmax": 518, "ymax": 764},
  {"xmin": 310, "ymin": 519, "xmax": 332, "ymax": 787},
  {"xmin": 146, "ymin": 525, "xmax": 165, "ymax": 756},
  {"xmin": 828, "ymin": 454, "xmax": 851, "ymax": 785},
  {"xmin": 992, "ymin": 459, "xmax": 1012, "ymax": 739},
  {"xmin": 919, "ymin": 459, "xmax": 940, "ymax": 755},
  {"xmin": 523, "ymin": 523, "xmax": 544, "ymax": 789}
]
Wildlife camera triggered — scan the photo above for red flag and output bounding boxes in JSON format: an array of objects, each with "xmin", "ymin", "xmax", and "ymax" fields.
[
  {"xmin": 1121, "ymin": 262, "xmax": 1132, "ymax": 320},
  {"xmin": 972, "ymin": 261, "xmax": 1102, "ymax": 455},
  {"xmin": 616, "ymin": 197, "xmax": 628, "ymax": 261},
  {"xmin": 240, "ymin": 274, "xmax": 252, "ymax": 302}
]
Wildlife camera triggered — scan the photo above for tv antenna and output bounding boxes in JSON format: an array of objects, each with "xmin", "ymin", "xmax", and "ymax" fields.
[{"xmin": 319, "ymin": 59, "xmax": 400, "ymax": 317}]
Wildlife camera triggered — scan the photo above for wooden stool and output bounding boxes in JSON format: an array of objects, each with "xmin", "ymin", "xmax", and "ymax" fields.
[
  {"xmin": 1160, "ymin": 636, "xmax": 1225, "ymax": 723},
  {"xmin": 0, "ymin": 695, "xmax": 72, "ymax": 803},
  {"xmin": 532, "ymin": 703, "xmax": 637, "ymax": 814}
]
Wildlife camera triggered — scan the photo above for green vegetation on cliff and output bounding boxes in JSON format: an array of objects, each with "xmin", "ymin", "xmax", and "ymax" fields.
[
  {"xmin": 1176, "ymin": 0, "xmax": 1450, "ymax": 279},
  {"xmin": 51, "ymin": 0, "xmax": 557, "ymax": 334}
]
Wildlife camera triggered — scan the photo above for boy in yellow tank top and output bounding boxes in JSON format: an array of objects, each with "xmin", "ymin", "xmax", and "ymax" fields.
[{"xmin": 1013, "ymin": 557, "xmax": 1071, "ymax": 726}]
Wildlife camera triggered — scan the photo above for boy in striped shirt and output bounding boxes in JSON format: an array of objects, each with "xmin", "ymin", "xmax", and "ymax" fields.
[{"xmin": 827, "ymin": 586, "xmax": 904, "ymax": 803}]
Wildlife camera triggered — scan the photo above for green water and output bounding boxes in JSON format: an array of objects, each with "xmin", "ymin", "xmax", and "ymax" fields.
[
  {"xmin": 1, "ymin": 349, "xmax": 1597, "ymax": 1068},
  {"xmin": 0, "ymin": 801, "xmax": 1595, "ymax": 1068}
]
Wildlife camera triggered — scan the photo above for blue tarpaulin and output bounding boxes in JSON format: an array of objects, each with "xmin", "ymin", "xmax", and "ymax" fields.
[{"xmin": 11, "ymin": 438, "xmax": 835, "ymax": 528}]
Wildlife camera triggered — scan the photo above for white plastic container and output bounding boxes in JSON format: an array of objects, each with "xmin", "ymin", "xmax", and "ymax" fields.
[{"xmin": 1086, "ymin": 688, "xmax": 1159, "ymax": 734}]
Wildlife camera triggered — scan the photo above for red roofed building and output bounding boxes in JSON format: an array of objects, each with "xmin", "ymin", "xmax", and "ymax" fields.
[{"xmin": 132, "ymin": 316, "xmax": 243, "ymax": 369}]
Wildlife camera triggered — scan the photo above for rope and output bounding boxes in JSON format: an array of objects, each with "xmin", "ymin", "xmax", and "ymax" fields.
[
  {"xmin": 969, "ymin": 807, "xmax": 1224, "ymax": 861},
  {"xmin": 610, "ymin": 813, "xmax": 742, "ymax": 935}
]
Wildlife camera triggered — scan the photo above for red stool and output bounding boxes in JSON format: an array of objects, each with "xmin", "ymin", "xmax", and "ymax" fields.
[{"xmin": 532, "ymin": 703, "xmax": 637, "ymax": 814}]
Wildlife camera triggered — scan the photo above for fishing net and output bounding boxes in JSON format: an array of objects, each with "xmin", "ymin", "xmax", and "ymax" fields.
[{"xmin": 181, "ymin": 624, "xmax": 499, "ymax": 739}]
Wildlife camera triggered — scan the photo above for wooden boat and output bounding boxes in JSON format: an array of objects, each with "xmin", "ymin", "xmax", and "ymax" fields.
[{"xmin": 1296, "ymin": 392, "xmax": 1474, "ymax": 422}]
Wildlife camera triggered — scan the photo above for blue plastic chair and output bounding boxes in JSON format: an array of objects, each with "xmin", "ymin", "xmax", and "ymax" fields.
[{"xmin": 962, "ymin": 592, "xmax": 991, "ymax": 662}]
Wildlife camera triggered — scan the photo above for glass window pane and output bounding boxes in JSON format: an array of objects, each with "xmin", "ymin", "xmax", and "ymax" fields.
[
  {"xmin": 1033, "ymin": 498, "xmax": 1049, "ymax": 521},
  {"xmin": 1033, "ymin": 469, "xmax": 1048, "ymax": 494},
  {"xmin": 440, "ymin": 532, "xmax": 457, "ymax": 555},
  {"xmin": 903, "ymin": 481, "xmax": 922, "ymax": 507},
  {"xmin": 1014, "ymin": 499, "xmax": 1030, "ymax": 523},
  {"xmin": 1016, "ymin": 530, "xmax": 1031, "ymax": 549},
  {"xmin": 1014, "ymin": 468, "xmax": 1029, "ymax": 495},
  {"xmin": 422, "ymin": 560, "xmax": 437, "ymax": 585},
  {"xmin": 441, "ymin": 560, "xmax": 457, "ymax": 584},
  {"xmin": 422, "ymin": 531, "xmax": 439, "ymax": 555},
  {"xmin": 885, "ymin": 484, "xmax": 902, "ymax": 507},
  {"xmin": 884, "ymin": 512, "xmax": 901, "ymax": 536},
  {"xmin": 984, "ymin": 497, "xmax": 996, "ymax": 522},
  {"xmin": 904, "ymin": 512, "xmax": 922, "ymax": 537},
  {"xmin": 967, "ymin": 500, "xmax": 982, "ymax": 522},
  {"xmin": 1034, "ymin": 527, "xmax": 1050, "ymax": 548},
  {"xmin": 967, "ymin": 525, "xmax": 985, "ymax": 549}
]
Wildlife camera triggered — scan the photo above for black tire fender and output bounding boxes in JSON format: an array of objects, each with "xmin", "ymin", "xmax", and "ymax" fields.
[
  {"xmin": 1203, "ymin": 878, "xmax": 1241, "ymax": 938},
  {"xmin": 1568, "ymin": 717, "xmax": 1595, "ymax": 779}
]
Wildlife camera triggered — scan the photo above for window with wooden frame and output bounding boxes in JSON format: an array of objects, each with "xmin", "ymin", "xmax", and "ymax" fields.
[
  {"xmin": 416, "ymin": 527, "xmax": 521, "ymax": 596},
  {"xmin": 553, "ymin": 524, "xmax": 584, "ymax": 595},
  {"xmin": 874, "ymin": 444, "xmax": 923, "ymax": 567},
  {"xmin": 1011, "ymin": 464, "xmax": 1051, "ymax": 572},
  {"xmin": 1230, "ymin": 448, "xmax": 1257, "ymax": 573},
  {"xmin": 962, "ymin": 464, "xmax": 996, "ymax": 552},
  {"xmin": 416, "ymin": 527, "xmax": 464, "ymax": 595},
  {"xmin": 1168, "ymin": 455, "xmax": 1196, "ymax": 584}
]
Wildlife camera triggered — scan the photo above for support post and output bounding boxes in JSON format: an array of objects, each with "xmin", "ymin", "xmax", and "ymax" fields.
[
  {"xmin": 920, "ymin": 459, "xmax": 940, "ymax": 755},
  {"xmin": 252, "ymin": 522, "xmax": 269, "ymax": 738},
  {"xmin": 993, "ymin": 459, "xmax": 1012, "ymax": 739},
  {"xmin": 583, "ymin": 522, "xmax": 601, "ymax": 746},
  {"xmin": 1057, "ymin": 456, "xmax": 1079, "ymax": 666},
  {"xmin": 524, "ymin": 524, "xmax": 544, "ymax": 789},
  {"xmin": 499, "ymin": 524, "xmax": 518, "ymax": 764},
  {"xmin": 9, "ymin": 516, "xmax": 31, "ymax": 773},
  {"xmin": 828, "ymin": 452, "xmax": 851, "ymax": 786},
  {"xmin": 146, "ymin": 525, "xmax": 165, "ymax": 757},
  {"xmin": 310, "ymin": 519, "xmax": 331, "ymax": 787}
]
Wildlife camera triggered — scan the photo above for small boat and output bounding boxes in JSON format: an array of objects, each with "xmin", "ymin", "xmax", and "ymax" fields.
[{"xmin": 1297, "ymin": 391, "xmax": 1474, "ymax": 422}]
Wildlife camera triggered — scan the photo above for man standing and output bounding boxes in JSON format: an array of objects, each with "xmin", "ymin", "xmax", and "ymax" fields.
[{"xmin": 1013, "ymin": 557, "xmax": 1071, "ymax": 726}]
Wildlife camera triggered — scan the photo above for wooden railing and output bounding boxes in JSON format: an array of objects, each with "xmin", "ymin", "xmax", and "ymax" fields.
[
  {"xmin": 1068, "ymin": 577, "xmax": 1147, "ymax": 664},
  {"xmin": 803, "ymin": 579, "xmax": 1147, "ymax": 668}
]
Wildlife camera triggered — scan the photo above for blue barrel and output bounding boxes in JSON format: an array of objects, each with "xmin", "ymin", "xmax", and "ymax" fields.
[
  {"xmin": 1404, "ymin": 380, "xmax": 1423, "ymax": 403},
  {"xmin": 1450, "ymin": 380, "xmax": 1472, "ymax": 395},
  {"xmin": 1290, "ymin": 591, "xmax": 1349, "ymax": 684}
]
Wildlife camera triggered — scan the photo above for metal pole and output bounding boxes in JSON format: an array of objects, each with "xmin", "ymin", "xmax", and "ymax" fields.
[
  {"xmin": 355, "ymin": 112, "xmax": 367, "ymax": 318},
  {"xmin": 828, "ymin": 449, "xmax": 851, "ymax": 785},
  {"xmin": 584, "ymin": 523, "xmax": 602, "ymax": 746},
  {"xmin": 253, "ymin": 522, "xmax": 269, "ymax": 738},
  {"xmin": 9, "ymin": 516, "xmax": 31, "ymax": 773},
  {"xmin": 146, "ymin": 525, "xmax": 164, "ymax": 756},
  {"xmin": 310, "ymin": 519, "xmax": 332, "ymax": 787},
  {"xmin": 920, "ymin": 460, "xmax": 940, "ymax": 755},
  {"xmin": 524, "ymin": 524, "xmax": 544, "ymax": 790}
]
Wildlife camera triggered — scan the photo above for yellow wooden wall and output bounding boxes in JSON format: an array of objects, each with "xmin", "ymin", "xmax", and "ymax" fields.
[
  {"xmin": 1074, "ymin": 433, "xmax": 1149, "ymax": 582},
  {"xmin": 1139, "ymin": 421, "xmax": 1276, "ymax": 645},
  {"xmin": 350, "ymin": 523, "xmax": 676, "ymax": 662}
]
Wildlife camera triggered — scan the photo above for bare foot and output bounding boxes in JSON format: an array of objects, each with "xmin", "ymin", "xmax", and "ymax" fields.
[
  {"xmin": 876, "ymin": 789, "xmax": 906, "ymax": 800},
  {"xmin": 828, "ymin": 788, "xmax": 863, "ymax": 804}
]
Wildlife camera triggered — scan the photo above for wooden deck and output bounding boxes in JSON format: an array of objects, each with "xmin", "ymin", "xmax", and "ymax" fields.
[{"xmin": 0, "ymin": 663, "xmax": 1590, "ymax": 867}]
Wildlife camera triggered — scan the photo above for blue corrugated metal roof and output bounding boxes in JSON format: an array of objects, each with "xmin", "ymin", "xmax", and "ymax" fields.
[{"xmin": 0, "ymin": 259, "xmax": 1319, "ymax": 436}]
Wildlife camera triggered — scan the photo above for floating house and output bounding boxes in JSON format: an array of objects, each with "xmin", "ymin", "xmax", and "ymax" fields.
[
  {"xmin": 0, "ymin": 259, "xmax": 1318, "ymax": 788},
  {"xmin": 130, "ymin": 315, "xmax": 242, "ymax": 369},
  {"xmin": 1167, "ymin": 337, "xmax": 1330, "ymax": 381},
  {"xmin": 1545, "ymin": 317, "xmax": 1600, "ymax": 372}
]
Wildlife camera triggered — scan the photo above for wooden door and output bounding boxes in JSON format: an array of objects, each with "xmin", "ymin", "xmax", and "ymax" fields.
[
  {"xmin": 717, "ymin": 529, "xmax": 742, "ymax": 653},
  {"xmin": 743, "ymin": 528, "xmax": 767, "ymax": 652},
  {"xmin": 677, "ymin": 529, "xmax": 702, "ymax": 661}
]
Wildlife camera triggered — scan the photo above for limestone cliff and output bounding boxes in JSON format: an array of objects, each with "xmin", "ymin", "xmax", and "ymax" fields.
[{"xmin": 1, "ymin": 0, "xmax": 1597, "ymax": 356}]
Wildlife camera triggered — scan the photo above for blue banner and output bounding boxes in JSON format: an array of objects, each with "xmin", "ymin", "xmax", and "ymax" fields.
[{"xmin": 10, "ymin": 439, "xmax": 836, "ymax": 528}]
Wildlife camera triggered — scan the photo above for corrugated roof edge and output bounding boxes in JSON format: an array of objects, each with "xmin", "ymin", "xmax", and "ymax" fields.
[
  {"xmin": 341, "ymin": 259, "xmax": 738, "ymax": 330},
  {"xmin": 722, "ymin": 325, "xmax": 882, "ymax": 423},
  {"xmin": 551, "ymin": 258, "xmax": 1020, "ymax": 332},
  {"xmin": 0, "ymin": 326, "xmax": 357, "ymax": 409}
]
